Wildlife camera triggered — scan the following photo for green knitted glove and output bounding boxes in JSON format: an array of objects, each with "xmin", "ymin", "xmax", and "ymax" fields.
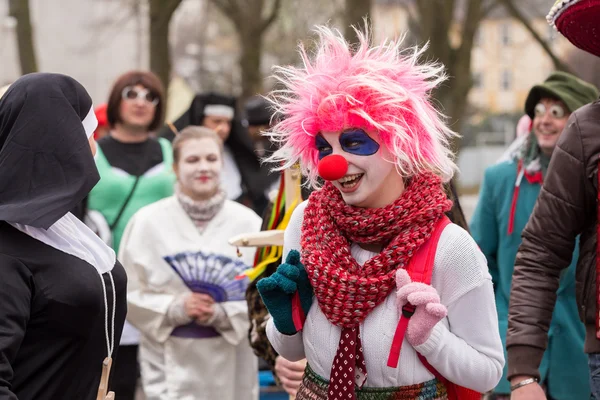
[{"xmin": 257, "ymin": 250, "xmax": 313, "ymax": 335}]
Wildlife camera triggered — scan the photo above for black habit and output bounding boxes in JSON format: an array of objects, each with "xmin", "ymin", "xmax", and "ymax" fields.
[{"xmin": 0, "ymin": 73, "xmax": 126, "ymax": 400}]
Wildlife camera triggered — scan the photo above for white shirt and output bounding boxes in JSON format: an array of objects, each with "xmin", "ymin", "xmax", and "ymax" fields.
[
  {"xmin": 11, "ymin": 212, "xmax": 115, "ymax": 274},
  {"xmin": 267, "ymin": 201, "xmax": 504, "ymax": 393}
]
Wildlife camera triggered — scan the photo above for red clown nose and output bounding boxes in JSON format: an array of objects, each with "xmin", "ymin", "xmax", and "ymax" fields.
[{"xmin": 317, "ymin": 154, "xmax": 348, "ymax": 181}]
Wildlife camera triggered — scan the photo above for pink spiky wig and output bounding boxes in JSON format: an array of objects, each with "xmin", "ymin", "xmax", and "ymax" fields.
[{"xmin": 266, "ymin": 25, "xmax": 458, "ymax": 187}]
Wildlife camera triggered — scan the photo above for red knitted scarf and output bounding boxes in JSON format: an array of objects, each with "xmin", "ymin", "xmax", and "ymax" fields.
[{"xmin": 301, "ymin": 173, "xmax": 452, "ymax": 328}]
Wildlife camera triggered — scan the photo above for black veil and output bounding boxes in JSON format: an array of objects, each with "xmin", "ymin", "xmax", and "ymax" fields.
[
  {"xmin": 159, "ymin": 92, "xmax": 271, "ymax": 211},
  {"xmin": 0, "ymin": 73, "xmax": 99, "ymax": 229}
]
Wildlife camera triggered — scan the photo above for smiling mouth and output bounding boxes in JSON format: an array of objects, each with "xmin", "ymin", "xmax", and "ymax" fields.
[{"xmin": 338, "ymin": 173, "xmax": 363, "ymax": 189}]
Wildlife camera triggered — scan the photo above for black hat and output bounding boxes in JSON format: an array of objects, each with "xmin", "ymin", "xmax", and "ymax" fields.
[
  {"xmin": 524, "ymin": 71, "xmax": 598, "ymax": 118},
  {"xmin": 188, "ymin": 92, "xmax": 236, "ymax": 123},
  {"xmin": 158, "ymin": 92, "xmax": 274, "ymax": 206},
  {"xmin": 244, "ymin": 96, "xmax": 272, "ymax": 126}
]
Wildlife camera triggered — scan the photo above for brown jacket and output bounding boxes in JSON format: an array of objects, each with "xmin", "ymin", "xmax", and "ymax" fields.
[{"xmin": 507, "ymin": 100, "xmax": 600, "ymax": 380}]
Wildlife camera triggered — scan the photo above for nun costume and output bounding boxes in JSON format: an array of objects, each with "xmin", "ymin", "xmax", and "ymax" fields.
[{"xmin": 0, "ymin": 73, "xmax": 127, "ymax": 400}]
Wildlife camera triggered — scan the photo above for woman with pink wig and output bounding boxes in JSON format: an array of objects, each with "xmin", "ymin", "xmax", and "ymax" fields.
[{"xmin": 256, "ymin": 26, "xmax": 504, "ymax": 399}]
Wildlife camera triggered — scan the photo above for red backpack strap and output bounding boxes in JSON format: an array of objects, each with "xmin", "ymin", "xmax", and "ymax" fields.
[
  {"xmin": 387, "ymin": 216, "xmax": 451, "ymax": 368},
  {"xmin": 408, "ymin": 216, "xmax": 451, "ymax": 285},
  {"xmin": 508, "ymin": 161, "xmax": 525, "ymax": 236},
  {"xmin": 386, "ymin": 216, "xmax": 481, "ymax": 399}
]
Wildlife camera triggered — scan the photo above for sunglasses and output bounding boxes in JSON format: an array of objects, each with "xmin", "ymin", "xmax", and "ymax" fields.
[
  {"xmin": 534, "ymin": 103, "xmax": 566, "ymax": 119},
  {"xmin": 121, "ymin": 86, "xmax": 159, "ymax": 106}
]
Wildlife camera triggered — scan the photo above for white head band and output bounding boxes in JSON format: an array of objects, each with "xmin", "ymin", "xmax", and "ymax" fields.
[{"xmin": 203, "ymin": 104, "xmax": 235, "ymax": 120}]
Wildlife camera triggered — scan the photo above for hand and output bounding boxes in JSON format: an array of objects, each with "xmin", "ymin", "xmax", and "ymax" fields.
[
  {"xmin": 257, "ymin": 250, "xmax": 313, "ymax": 335},
  {"xmin": 195, "ymin": 301, "xmax": 215, "ymax": 324},
  {"xmin": 510, "ymin": 376, "xmax": 546, "ymax": 400},
  {"xmin": 184, "ymin": 293, "xmax": 215, "ymax": 319},
  {"xmin": 395, "ymin": 269, "xmax": 447, "ymax": 346},
  {"xmin": 275, "ymin": 356, "xmax": 306, "ymax": 396}
]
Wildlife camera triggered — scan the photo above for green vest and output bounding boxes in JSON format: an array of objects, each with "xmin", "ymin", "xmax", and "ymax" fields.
[{"xmin": 88, "ymin": 138, "xmax": 176, "ymax": 254}]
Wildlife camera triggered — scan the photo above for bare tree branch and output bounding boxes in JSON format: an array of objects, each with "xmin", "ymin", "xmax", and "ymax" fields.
[
  {"xmin": 209, "ymin": 0, "xmax": 284, "ymax": 102},
  {"xmin": 415, "ymin": 0, "xmax": 453, "ymax": 62},
  {"xmin": 343, "ymin": 0, "xmax": 372, "ymax": 43},
  {"xmin": 165, "ymin": 0, "xmax": 182, "ymax": 15},
  {"xmin": 211, "ymin": 0, "xmax": 237, "ymax": 21},
  {"xmin": 149, "ymin": 0, "xmax": 183, "ymax": 93},
  {"xmin": 8, "ymin": 0, "xmax": 38, "ymax": 74},
  {"xmin": 399, "ymin": 2, "xmax": 421, "ymax": 43},
  {"xmin": 261, "ymin": 0, "xmax": 283, "ymax": 33},
  {"xmin": 499, "ymin": 0, "xmax": 572, "ymax": 72},
  {"xmin": 456, "ymin": 0, "xmax": 483, "ymax": 63},
  {"xmin": 481, "ymin": 0, "xmax": 500, "ymax": 18}
]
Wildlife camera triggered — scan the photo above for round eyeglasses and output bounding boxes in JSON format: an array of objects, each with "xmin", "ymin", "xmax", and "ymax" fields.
[
  {"xmin": 121, "ymin": 86, "xmax": 159, "ymax": 107},
  {"xmin": 534, "ymin": 102, "xmax": 566, "ymax": 119}
]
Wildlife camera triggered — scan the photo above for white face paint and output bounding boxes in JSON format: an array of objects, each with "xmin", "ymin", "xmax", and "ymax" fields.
[
  {"xmin": 175, "ymin": 137, "xmax": 223, "ymax": 201},
  {"xmin": 320, "ymin": 130, "xmax": 405, "ymax": 208}
]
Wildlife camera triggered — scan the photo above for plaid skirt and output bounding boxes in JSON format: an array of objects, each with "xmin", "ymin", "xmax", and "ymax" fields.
[{"xmin": 296, "ymin": 364, "xmax": 448, "ymax": 400}]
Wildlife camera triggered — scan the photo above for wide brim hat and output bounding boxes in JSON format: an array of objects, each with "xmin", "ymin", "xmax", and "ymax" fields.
[
  {"xmin": 524, "ymin": 71, "xmax": 599, "ymax": 118},
  {"xmin": 547, "ymin": 0, "xmax": 600, "ymax": 58}
]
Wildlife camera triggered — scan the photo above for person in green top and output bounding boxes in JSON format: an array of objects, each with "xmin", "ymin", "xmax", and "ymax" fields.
[
  {"xmin": 87, "ymin": 70, "xmax": 175, "ymax": 400},
  {"xmin": 470, "ymin": 71, "xmax": 599, "ymax": 400}
]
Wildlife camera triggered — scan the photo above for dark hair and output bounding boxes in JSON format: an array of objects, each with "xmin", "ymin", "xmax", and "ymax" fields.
[
  {"xmin": 444, "ymin": 181, "xmax": 469, "ymax": 233},
  {"xmin": 106, "ymin": 70, "xmax": 165, "ymax": 131}
]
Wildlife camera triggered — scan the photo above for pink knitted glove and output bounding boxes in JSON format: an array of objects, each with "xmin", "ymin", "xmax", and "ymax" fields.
[{"xmin": 395, "ymin": 269, "xmax": 447, "ymax": 346}]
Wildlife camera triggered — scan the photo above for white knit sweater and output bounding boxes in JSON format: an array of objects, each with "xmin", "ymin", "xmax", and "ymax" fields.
[{"xmin": 266, "ymin": 201, "xmax": 504, "ymax": 393}]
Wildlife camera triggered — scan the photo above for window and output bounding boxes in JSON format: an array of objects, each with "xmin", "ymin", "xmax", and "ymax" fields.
[
  {"xmin": 473, "ymin": 72, "xmax": 483, "ymax": 89},
  {"xmin": 501, "ymin": 70, "xmax": 512, "ymax": 91},
  {"xmin": 500, "ymin": 23, "xmax": 511, "ymax": 46}
]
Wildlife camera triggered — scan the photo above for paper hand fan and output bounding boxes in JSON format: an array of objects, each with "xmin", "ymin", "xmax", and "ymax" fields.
[{"xmin": 164, "ymin": 251, "xmax": 251, "ymax": 302}]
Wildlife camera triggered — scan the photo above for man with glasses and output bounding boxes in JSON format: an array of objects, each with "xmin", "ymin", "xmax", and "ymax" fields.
[
  {"xmin": 470, "ymin": 72, "xmax": 598, "ymax": 400},
  {"xmin": 87, "ymin": 70, "xmax": 176, "ymax": 400},
  {"xmin": 507, "ymin": 2, "xmax": 600, "ymax": 398}
]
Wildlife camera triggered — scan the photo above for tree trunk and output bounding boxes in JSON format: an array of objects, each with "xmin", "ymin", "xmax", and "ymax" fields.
[
  {"xmin": 238, "ymin": 28, "xmax": 264, "ymax": 103},
  {"xmin": 415, "ymin": 0, "xmax": 483, "ymax": 144},
  {"xmin": 8, "ymin": 0, "xmax": 38, "ymax": 74},
  {"xmin": 210, "ymin": 0, "xmax": 282, "ymax": 103},
  {"xmin": 148, "ymin": 0, "xmax": 182, "ymax": 95},
  {"xmin": 343, "ymin": 0, "xmax": 372, "ymax": 43}
]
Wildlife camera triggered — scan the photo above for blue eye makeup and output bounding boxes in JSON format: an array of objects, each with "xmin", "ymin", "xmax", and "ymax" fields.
[
  {"xmin": 339, "ymin": 129, "xmax": 379, "ymax": 156},
  {"xmin": 315, "ymin": 134, "xmax": 333, "ymax": 160}
]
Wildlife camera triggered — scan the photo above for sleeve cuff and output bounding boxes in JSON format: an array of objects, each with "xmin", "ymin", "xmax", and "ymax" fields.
[
  {"xmin": 413, "ymin": 323, "xmax": 447, "ymax": 356},
  {"xmin": 207, "ymin": 303, "xmax": 233, "ymax": 330},
  {"xmin": 266, "ymin": 317, "xmax": 306, "ymax": 361},
  {"xmin": 507, "ymin": 345, "xmax": 544, "ymax": 381},
  {"xmin": 166, "ymin": 294, "xmax": 193, "ymax": 326}
]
